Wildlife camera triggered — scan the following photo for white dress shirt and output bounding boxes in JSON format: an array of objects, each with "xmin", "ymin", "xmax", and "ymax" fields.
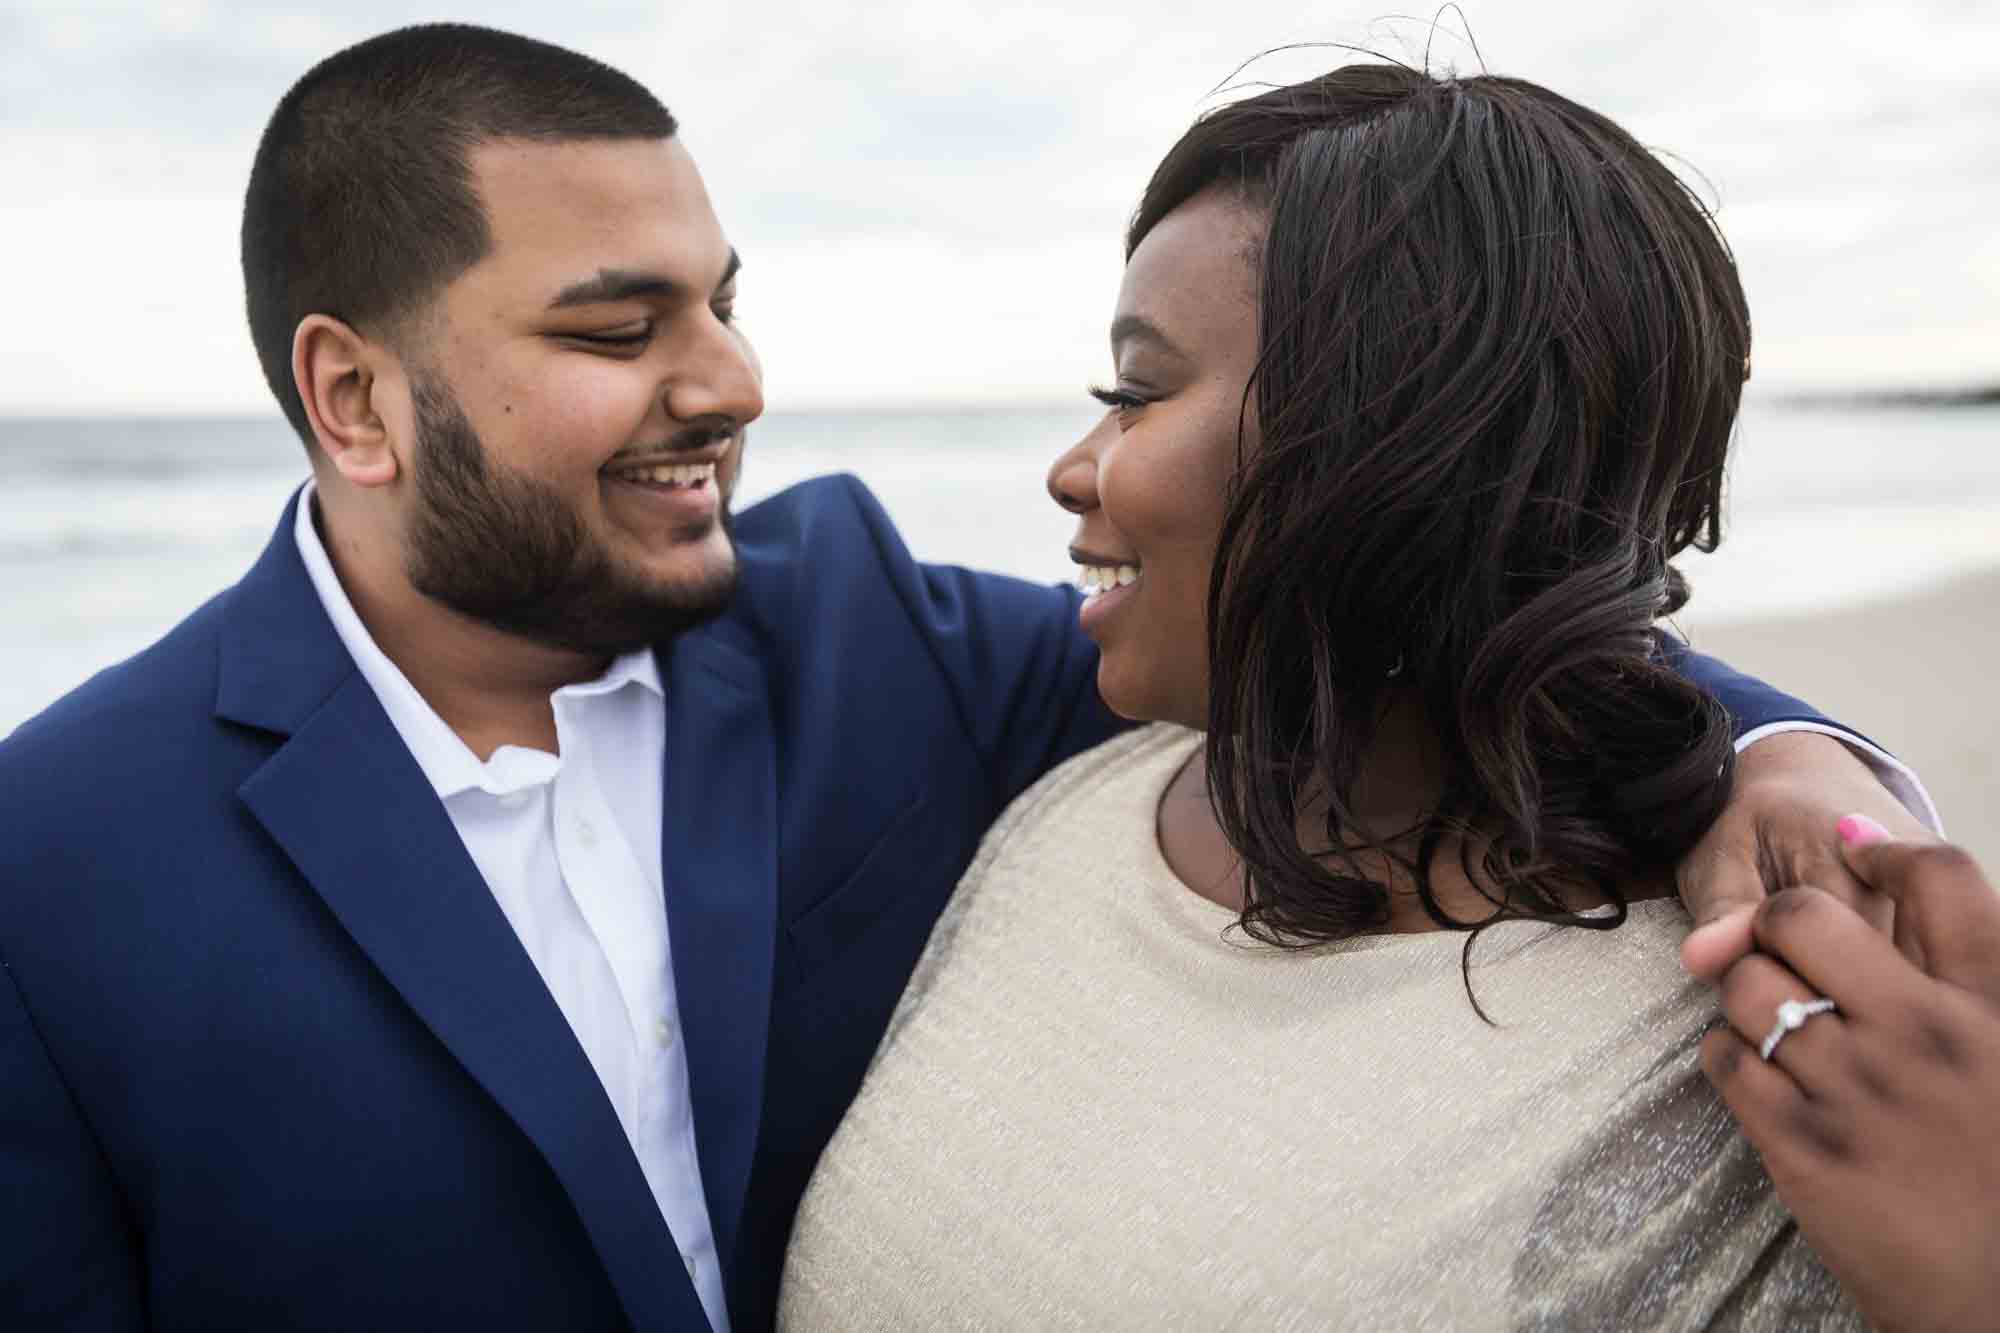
[{"xmin": 295, "ymin": 484, "xmax": 730, "ymax": 1333}]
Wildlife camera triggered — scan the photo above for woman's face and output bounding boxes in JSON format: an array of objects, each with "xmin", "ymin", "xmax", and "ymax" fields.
[{"xmin": 1047, "ymin": 188, "xmax": 1264, "ymax": 727}]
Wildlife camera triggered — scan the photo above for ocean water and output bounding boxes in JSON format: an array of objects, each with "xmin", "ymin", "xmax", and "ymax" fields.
[{"xmin": 2, "ymin": 400, "xmax": 1997, "ymax": 734}]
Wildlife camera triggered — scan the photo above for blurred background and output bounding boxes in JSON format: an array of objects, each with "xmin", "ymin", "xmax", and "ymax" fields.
[{"xmin": 2, "ymin": 0, "xmax": 1995, "ymax": 855}]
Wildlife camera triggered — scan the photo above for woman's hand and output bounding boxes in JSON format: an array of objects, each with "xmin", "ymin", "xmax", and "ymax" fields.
[
  {"xmin": 1699, "ymin": 817, "xmax": 2000, "ymax": 1333},
  {"xmin": 1677, "ymin": 732, "xmax": 1930, "ymax": 979}
]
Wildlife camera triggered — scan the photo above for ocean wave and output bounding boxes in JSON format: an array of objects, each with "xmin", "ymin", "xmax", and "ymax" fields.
[
  {"xmin": 0, "ymin": 529, "xmax": 272, "ymax": 561},
  {"xmin": 0, "ymin": 417, "xmax": 304, "ymax": 482},
  {"xmin": 4, "ymin": 454, "xmax": 299, "ymax": 482}
]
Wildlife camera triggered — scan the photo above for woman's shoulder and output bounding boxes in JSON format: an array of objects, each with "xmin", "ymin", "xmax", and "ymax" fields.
[
  {"xmin": 872, "ymin": 724, "xmax": 1197, "ymax": 1042},
  {"xmin": 968, "ymin": 721, "xmax": 1200, "ymax": 876},
  {"xmin": 1020, "ymin": 720, "xmax": 1199, "ymax": 805}
]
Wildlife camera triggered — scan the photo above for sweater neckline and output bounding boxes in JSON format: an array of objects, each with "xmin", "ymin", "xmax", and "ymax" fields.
[{"xmin": 1127, "ymin": 725, "xmax": 1681, "ymax": 959}]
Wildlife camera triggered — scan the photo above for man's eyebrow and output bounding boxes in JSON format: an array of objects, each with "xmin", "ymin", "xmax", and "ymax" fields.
[
  {"xmin": 547, "ymin": 249, "xmax": 742, "ymax": 310},
  {"xmin": 1109, "ymin": 312, "xmax": 1183, "ymax": 358}
]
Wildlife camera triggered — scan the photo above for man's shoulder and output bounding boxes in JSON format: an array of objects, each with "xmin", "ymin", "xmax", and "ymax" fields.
[
  {"xmin": 731, "ymin": 472, "xmax": 892, "ymax": 568},
  {"xmin": 721, "ymin": 472, "xmax": 1079, "ymax": 665},
  {"xmin": 724, "ymin": 473, "xmax": 912, "ymax": 634},
  {"xmin": 728, "ymin": 470, "xmax": 1068, "ymax": 615},
  {"xmin": 0, "ymin": 585, "xmax": 234, "ymax": 784}
]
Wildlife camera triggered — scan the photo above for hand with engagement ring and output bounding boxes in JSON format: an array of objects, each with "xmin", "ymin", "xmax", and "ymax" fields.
[{"xmin": 1700, "ymin": 814, "xmax": 2000, "ymax": 1333}]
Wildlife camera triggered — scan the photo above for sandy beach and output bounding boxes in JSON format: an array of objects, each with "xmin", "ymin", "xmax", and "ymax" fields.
[{"xmin": 1682, "ymin": 568, "xmax": 2000, "ymax": 866}]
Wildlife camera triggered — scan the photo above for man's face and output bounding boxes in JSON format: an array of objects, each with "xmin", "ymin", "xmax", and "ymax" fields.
[{"xmin": 398, "ymin": 136, "xmax": 762, "ymax": 654}]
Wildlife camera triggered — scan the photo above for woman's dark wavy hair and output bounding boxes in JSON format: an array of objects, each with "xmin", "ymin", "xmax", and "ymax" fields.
[{"xmin": 1131, "ymin": 64, "xmax": 1745, "ymax": 956}]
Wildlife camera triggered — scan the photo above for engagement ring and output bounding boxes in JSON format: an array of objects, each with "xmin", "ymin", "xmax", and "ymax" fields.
[{"xmin": 1759, "ymin": 996, "xmax": 1837, "ymax": 1061}]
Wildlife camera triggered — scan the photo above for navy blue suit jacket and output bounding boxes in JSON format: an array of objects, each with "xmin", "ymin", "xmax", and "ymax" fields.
[{"xmin": 0, "ymin": 475, "xmax": 1840, "ymax": 1331}]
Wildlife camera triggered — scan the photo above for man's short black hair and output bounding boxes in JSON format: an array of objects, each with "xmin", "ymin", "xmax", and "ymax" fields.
[{"xmin": 241, "ymin": 23, "xmax": 678, "ymax": 446}]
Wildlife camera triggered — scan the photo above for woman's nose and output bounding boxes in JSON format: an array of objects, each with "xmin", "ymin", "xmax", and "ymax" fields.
[{"xmin": 1045, "ymin": 424, "xmax": 1104, "ymax": 515}]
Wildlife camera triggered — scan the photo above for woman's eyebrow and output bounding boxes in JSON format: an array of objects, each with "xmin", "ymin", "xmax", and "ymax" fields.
[
  {"xmin": 547, "ymin": 249, "xmax": 742, "ymax": 309},
  {"xmin": 1109, "ymin": 312, "xmax": 1184, "ymax": 359}
]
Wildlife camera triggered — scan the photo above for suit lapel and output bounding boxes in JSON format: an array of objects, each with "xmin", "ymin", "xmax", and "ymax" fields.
[
  {"xmin": 658, "ymin": 624, "xmax": 778, "ymax": 1279},
  {"xmin": 219, "ymin": 496, "xmax": 709, "ymax": 1331}
]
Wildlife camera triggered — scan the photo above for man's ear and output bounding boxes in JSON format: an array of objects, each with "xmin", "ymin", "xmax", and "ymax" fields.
[{"xmin": 293, "ymin": 314, "xmax": 400, "ymax": 488}]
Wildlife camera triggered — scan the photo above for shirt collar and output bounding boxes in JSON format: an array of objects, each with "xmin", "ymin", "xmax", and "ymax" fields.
[
  {"xmin": 565, "ymin": 637, "xmax": 663, "ymax": 700},
  {"xmin": 292, "ymin": 480, "xmax": 660, "ymax": 799}
]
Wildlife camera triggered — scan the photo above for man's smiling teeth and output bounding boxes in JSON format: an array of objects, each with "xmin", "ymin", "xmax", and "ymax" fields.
[
  {"xmin": 613, "ymin": 461, "xmax": 715, "ymax": 487},
  {"xmin": 1077, "ymin": 564, "xmax": 1140, "ymax": 597}
]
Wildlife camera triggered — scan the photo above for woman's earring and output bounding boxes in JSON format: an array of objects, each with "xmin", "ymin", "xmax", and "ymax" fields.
[{"xmin": 1385, "ymin": 654, "xmax": 1405, "ymax": 679}]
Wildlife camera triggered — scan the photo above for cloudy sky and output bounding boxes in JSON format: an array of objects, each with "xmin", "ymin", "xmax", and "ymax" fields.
[{"xmin": 3, "ymin": 0, "xmax": 1995, "ymax": 414}]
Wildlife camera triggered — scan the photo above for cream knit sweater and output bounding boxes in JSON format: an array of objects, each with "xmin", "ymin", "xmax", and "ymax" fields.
[{"xmin": 779, "ymin": 725, "xmax": 1857, "ymax": 1331}]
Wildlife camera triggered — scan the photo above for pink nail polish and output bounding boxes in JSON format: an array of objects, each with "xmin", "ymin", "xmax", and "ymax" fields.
[{"xmin": 1838, "ymin": 813, "xmax": 1892, "ymax": 848}]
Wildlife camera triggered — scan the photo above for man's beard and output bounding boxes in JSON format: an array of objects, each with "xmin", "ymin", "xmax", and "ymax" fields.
[{"xmin": 403, "ymin": 375, "xmax": 739, "ymax": 656}]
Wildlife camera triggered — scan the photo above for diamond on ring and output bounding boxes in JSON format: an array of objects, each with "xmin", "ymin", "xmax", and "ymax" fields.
[{"xmin": 1758, "ymin": 996, "xmax": 1838, "ymax": 1061}]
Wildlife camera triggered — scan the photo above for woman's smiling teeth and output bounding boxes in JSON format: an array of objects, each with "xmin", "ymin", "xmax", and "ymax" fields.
[
  {"xmin": 1078, "ymin": 564, "xmax": 1140, "ymax": 597},
  {"xmin": 610, "ymin": 460, "xmax": 716, "ymax": 488}
]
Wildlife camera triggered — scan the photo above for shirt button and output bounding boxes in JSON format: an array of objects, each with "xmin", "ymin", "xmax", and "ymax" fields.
[
  {"xmin": 655, "ymin": 1017, "xmax": 676, "ymax": 1048},
  {"xmin": 574, "ymin": 817, "xmax": 598, "ymax": 846},
  {"xmin": 682, "ymin": 1251, "xmax": 696, "ymax": 1279}
]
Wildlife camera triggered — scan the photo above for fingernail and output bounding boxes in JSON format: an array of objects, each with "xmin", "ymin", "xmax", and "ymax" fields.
[
  {"xmin": 1686, "ymin": 905, "xmax": 1753, "ymax": 944},
  {"xmin": 1684, "ymin": 920, "xmax": 1724, "ymax": 953},
  {"xmin": 1838, "ymin": 813, "xmax": 1892, "ymax": 848}
]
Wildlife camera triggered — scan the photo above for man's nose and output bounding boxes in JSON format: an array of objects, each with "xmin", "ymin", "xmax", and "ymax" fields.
[{"xmin": 666, "ymin": 319, "xmax": 764, "ymax": 426}]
